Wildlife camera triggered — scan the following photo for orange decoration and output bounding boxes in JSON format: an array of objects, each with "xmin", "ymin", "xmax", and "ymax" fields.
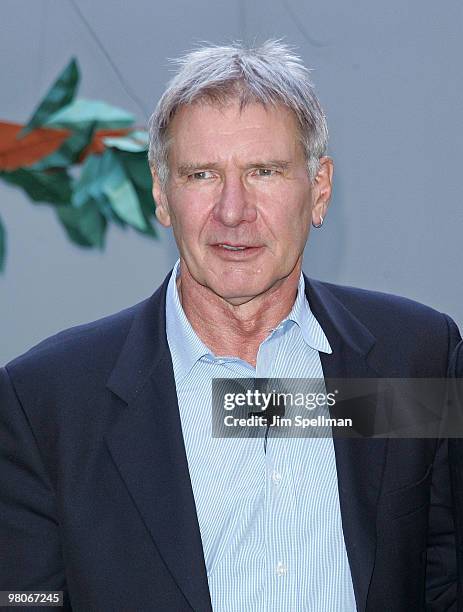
[
  {"xmin": 79, "ymin": 128, "xmax": 132, "ymax": 159},
  {"xmin": 0, "ymin": 123, "xmax": 134, "ymax": 171},
  {"xmin": 0, "ymin": 122, "xmax": 69, "ymax": 171}
]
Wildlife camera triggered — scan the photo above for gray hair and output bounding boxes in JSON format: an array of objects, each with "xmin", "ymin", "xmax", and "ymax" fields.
[{"xmin": 148, "ymin": 40, "xmax": 328, "ymax": 186}]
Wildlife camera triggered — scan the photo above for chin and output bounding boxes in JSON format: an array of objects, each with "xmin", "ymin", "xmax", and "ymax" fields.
[{"xmin": 206, "ymin": 273, "xmax": 274, "ymax": 304}]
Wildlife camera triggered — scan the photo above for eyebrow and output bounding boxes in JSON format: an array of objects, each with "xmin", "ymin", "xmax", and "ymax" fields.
[{"xmin": 176, "ymin": 160, "xmax": 292, "ymax": 176}]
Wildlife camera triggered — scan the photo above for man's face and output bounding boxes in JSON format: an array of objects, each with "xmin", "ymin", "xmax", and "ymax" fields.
[{"xmin": 152, "ymin": 99, "xmax": 332, "ymax": 305}]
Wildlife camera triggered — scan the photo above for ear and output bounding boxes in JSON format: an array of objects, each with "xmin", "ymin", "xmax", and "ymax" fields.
[
  {"xmin": 311, "ymin": 156, "xmax": 334, "ymax": 227},
  {"xmin": 151, "ymin": 168, "xmax": 172, "ymax": 227}
]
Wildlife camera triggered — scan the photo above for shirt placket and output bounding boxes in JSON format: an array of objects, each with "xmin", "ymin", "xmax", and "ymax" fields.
[{"xmin": 257, "ymin": 331, "xmax": 298, "ymax": 612}]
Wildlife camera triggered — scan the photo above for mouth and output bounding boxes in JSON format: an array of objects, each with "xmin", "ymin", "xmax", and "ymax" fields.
[
  {"xmin": 218, "ymin": 244, "xmax": 247, "ymax": 251},
  {"xmin": 211, "ymin": 243, "xmax": 264, "ymax": 258}
]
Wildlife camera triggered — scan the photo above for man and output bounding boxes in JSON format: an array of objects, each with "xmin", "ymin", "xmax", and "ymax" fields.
[{"xmin": 0, "ymin": 41, "xmax": 461, "ymax": 611}]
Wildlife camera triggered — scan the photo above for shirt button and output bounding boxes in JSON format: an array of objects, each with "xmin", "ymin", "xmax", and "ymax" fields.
[
  {"xmin": 272, "ymin": 470, "xmax": 282, "ymax": 485},
  {"xmin": 276, "ymin": 561, "xmax": 287, "ymax": 576}
]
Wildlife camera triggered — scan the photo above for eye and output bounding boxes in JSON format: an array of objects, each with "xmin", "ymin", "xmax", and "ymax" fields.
[
  {"xmin": 253, "ymin": 168, "xmax": 279, "ymax": 178},
  {"xmin": 189, "ymin": 170, "xmax": 215, "ymax": 180}
]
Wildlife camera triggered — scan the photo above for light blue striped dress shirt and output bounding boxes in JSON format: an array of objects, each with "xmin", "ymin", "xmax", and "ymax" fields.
[{"xmin": 166, "ymin": 260, "xmax": 356, "ymax": 611}]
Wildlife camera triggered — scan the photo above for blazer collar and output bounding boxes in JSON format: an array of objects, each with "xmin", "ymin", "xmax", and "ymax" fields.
[
  {"xmin": 106, "ymin": 271, "xmax": 173, "ymax": 405},
  {"xmin": 303, "ymin": 276, "xmax": 376, "ymax": 360},
  {"xmin": 106, "ymin": 271, "xmax": 387, "ymax": 612}
]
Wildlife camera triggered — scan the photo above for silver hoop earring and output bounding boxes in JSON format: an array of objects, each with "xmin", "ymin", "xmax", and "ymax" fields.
[{"xmin": 312, "ymin": 215, "xmax": 324, "ymax": 229}]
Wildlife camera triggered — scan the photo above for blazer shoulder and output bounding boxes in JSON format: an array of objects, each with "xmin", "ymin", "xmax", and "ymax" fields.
[
  {"xmin": 5, "ymin": 298, "xmax": 148, "ymax": 382},
  {"xmin": 309, "ymin": 278, "xmax": 460, "ymax": 363},
  {"xmin": 316, "ymin": 279, "xmax": 451, "ymax": 325}
]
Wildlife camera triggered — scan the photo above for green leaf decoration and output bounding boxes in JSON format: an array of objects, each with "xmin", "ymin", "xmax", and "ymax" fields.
[
  {"xmin": 103, "ymin": 132, "xmax": 148, "ymax": 153},
  {"xmin": 96, "ymin": 193, "xmax": 127, "ymax": 228},
  {"xmin": 31, "ymin": 122, "xmax": 96, "ymax": 171},
  {"xmin": 0, "ymin": 168, "xmax": 72, "ymax": 205},
  {"xmin": 100, "ymin": 151, "xmax": 149, "ymax": 233},
  {"xmin": 117, "ymin": 150, "xmax": 152, "ymax": 190},
  {"xmin": 135, "ymin": 186, "xmax": 157, "ymax": 237},
  {"xmin": 45, "ymin": 99, "xmax": 135, "ymax": 130},
  {"xmin": 71, "ymin": 153, "xmax": 105, "ymax": 209},
  {"xmin": 128, "ymin": 130, "xmax": 149, "ymax": 147},
  {"xmin": 0, "ymin": 60, "xmax": 159, "ymax": 273},
  {"xmin": 20, "ymin": 58, "xmax": 80, "ymax": 137},
  {"xmin": 0, "ymin": 213, "xmax": 6, "ymax": 272},
  {"xmin": 71, "ymin": 150, "xmax": 152, "ymax": 234},
  {"xmin": 57, "ymin": 200, "xmax": 107, "ymax": 248}
]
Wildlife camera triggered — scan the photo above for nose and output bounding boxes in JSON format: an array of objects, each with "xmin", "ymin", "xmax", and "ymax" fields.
[{"xmin": 212, "ymin": 173, "xmax": 257, "ymax": 227}]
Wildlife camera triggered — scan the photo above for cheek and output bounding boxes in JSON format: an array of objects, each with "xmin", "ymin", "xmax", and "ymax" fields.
[
  {"xmin": 260, "ymin": 190, "xmax": 312, "ymax": 246},
  {"xmin": 168, "ymin": 197, "xmax": 211, "ymax": 247},
  {"xmin": 285, "ymin": 190, "xmax": 313, "ymax": 236}
]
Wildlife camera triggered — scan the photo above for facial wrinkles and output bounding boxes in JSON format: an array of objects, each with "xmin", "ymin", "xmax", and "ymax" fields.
[
  {"xmin": 169, "ymin": 168, "xmax": 307, "ymax": 248},
  {"xmin": 170, "ymin": 104, "xmax": 298, "ymax": 173},
  {"xmin": 170, "ymin": 187, "xmax": 265, "ymax": 256},
  {"xmin": 173, "ymin": 171, "xmax": 302, "ymax": 254},
  {"xmin": 204, "ymin": 185, "xmax": 276, "ymax": 255},
  {"xmin": 164, "ymin": 101, "xmax": 313, "ymax": 288}
]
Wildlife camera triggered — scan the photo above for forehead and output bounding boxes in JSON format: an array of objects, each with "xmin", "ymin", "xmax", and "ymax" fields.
[{"xmin": 167, "ymin": 99, "xmax": 303, "ymax": 163}]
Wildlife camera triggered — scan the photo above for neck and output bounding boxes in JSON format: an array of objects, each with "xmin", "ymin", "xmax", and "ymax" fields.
[{"xmin": 177, "ymin": 261, "xmax": 302, "ymax": 367}]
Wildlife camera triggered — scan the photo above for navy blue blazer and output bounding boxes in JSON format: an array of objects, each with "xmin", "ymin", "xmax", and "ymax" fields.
[
  {"xmin": 448, "ymin": 341, "xmax": 463, "ymax": 611},
  {"xmin": 0, "ymin": 273, "xmax": 461, "ymax": 611}
]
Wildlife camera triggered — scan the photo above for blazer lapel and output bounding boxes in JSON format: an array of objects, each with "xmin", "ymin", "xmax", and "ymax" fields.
[
  {"xmin": 105, "ymin": 273, "xmax": 212, "ymax": 612},
  {"xmin": 305, "ymin": 277, "xmax": 388, "ymax": 612}
]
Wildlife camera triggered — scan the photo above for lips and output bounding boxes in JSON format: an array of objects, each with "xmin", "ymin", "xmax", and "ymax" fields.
[
  {"xmin": 213, "ymin": 242, "xmax": 260, "ymax": 250},
  {"xmin": 210, "ymin": 243, "xmax": 264, "ymax": 258},
  {"xmin": 218, "ymin": 244, "xmax": 247, "ymax": 251}
]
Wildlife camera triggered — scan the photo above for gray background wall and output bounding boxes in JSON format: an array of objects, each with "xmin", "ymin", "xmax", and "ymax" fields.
[{"xmin": 1, "ymin": 0, "xmax": 462, "ymax": 365}]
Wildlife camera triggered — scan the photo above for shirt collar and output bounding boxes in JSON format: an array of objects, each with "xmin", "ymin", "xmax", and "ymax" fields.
[
  {"xmin": 281, "ymin": 272, "xmax": 332, "ymax": 355},
  {"xmin": 166, "ymin": 260, "xmax": 212, "ymax": 382},
  {"xmin": 166, "ymin": 259, "xmax": 332, "ymax": 382}
]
